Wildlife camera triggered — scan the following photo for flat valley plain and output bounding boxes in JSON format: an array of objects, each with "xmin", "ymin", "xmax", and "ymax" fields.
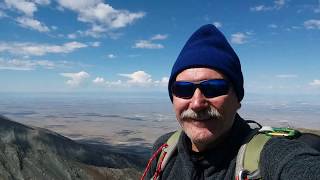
[{"xmin": 1, "ymin": 92, "xmax": 320, "ymax": 149}]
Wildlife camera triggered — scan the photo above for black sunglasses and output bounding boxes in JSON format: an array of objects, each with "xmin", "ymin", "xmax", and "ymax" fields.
[{"xmin": 171, "ymin": 79, "xmax": 230, "ymax": 99}]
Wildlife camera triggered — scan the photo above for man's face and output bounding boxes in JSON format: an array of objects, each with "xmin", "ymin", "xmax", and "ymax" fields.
[{"xmin": 172, "ymin": 68, "xmax": 240, "ymax": 151}]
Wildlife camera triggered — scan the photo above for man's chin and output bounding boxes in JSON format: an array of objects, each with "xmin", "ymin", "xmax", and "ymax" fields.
[{"xmin": 185, "ymin": 129, "xmax": 217, "ymax": 144}]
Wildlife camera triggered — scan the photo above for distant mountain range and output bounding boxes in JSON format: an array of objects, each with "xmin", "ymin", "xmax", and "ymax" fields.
[{"xmin": 0, "ymin": 115, "xmax": 148, "ymax": 180}]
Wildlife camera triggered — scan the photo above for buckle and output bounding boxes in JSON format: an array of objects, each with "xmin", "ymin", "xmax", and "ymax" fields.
[{"xmin": 237, "ymin": 170, "xmax": 249, "ymax": 180}]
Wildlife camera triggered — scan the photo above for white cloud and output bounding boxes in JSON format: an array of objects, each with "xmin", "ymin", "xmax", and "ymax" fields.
[
  {"xmin": 80, "ymin": 24, "xmax": 107, "ymax": 38},
  {"xmin": 90, "ymin": 41, "xmax": 101, "ymax": 47},
  {"xmin": 57, "ymin": 0, "xmax": 145, "ymax": 37},
  {"xmin": 67, "ymin": 33, "xmax": 77, "ymax": 39},
  {"xmin": 118, "ymin": 70, "xmax": 169, "ymax": 87},
  {"xmin": 276, "ymin": 74, "xmax": 298, "ymax": 78},
  {"xmin": 93, "ymin": 77, "xmax": 105, "ymax": 84},
  {"xmin": 268, "ymin": 24, "xmax": 278, "ymax": 28},
  {"xmin": 92, "ymin": 71, "xmax": 168, "ymax": 88},
  {"xmin": 274, "ymin": 0, "xmax": 286, "ymax": 8},
  {"xmin": 92, "ymin": 77, "xmax": 123, "ymax": 87},
  {"xmin": 34, "ymin": 0, "xmax": 50, "ymax": 5},
  {"xmin": 0, "ymin": 41, "xmax": 88, "ymax": 56},
  {"xmin": 4, "ymin": 0, "xmax": 37, "ymax": 16},
  {"xmin": 231, "ymin": 32, "xmax": 248, "ymax": 44},
  {"xmin": 150, "ymin": 34, "xmax": 168, "ymax": 40},
  {"xmin": 16, "ymin": 16, "xmax": 50, "ymax": 32},
  {"xmin": 75, "ymin": 25, "xmax": 124, "ymax": 39},
  {"xmin": 119, "ymin": 70, "xmax": 152, "ymax": 85},
  {"xmin": 304, "ymin": 19, "xmax": 320, "ymax": 29},
  {"xmin": 154, "ymin": 77, "xmax": 169, "ymax": 86},
  {"xmin": 3, "ymin": 0, "xmax": 50, "ymax": 17},
  {"xmin": 310, "ymin": 79, "xmax": 320, "ymax": 86},
  {"xmin": 107, "ymin": 54, "xmax": 116, "ymax": 59},
  {"xmin": 315, "ymin": 0, "xmax": 320, "ymax": 13},
  {"xmin": 161, "ymin": 77, "xmax": 169, "ymax": 83},
  {"xmin": 105, "ymin": 80, "xmax": 122, "ymax": 86},
  {"xmin": 133, "ymin": 40, "xmax": 163, "ymax": 49},
  {"xmin": 0, "ymin": 10, "xmax": 7, "ymax": 18},
  {"xmin": 60, "ymin": 71, "xmax": 90, "ymax": 87},
  {"xmin": 250, "ymin": 5, "xmax": 271, "ymax": 12},
  {"xmin": 213, "ymin": 21, "xmax": 222, "ymax": 28},
  {"xmin": 0, "ymin": 58, "xmax": 55, "ymax": 70},
  {"xmin": 250, "ymin": 0, "xmax": 287, "ymax": 12}
]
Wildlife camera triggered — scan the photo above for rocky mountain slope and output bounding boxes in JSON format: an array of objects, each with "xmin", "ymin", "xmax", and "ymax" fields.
[{"xmin": 0, "ymin": 115, "xmax": 147, "ymax": 180}]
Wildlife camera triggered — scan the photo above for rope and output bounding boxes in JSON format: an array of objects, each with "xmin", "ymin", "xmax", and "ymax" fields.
[{"xmin": 140, "ymin": 143, "xmax": 168, "ymax": 180}]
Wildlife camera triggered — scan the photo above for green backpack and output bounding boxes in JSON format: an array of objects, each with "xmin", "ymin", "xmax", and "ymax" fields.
[{"xmin": 143, "ymin": 125, "xmax": 301, "ymax": 180}]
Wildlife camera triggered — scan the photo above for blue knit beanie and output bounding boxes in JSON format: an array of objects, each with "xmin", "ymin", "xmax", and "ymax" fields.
[{"xmin": 168, "ymin": 24, "xmax": 244, "ymax": 102}]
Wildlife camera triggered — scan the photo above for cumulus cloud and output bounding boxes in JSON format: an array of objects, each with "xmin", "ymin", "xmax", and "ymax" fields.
[
  {"xmin": 250, "ymin": 5, "xmax": 272, "ymax": 12},
  {"xmin": 34, "ymin": 0, "xmax": 50, "ymax": 5},
  {"xmin": 92, "ymin": 77, "xmax": 123, "ymax": 87},
  {"xmin": 268, "ymin": 24, "xmax": 278, "ymax": 28},
  {"xmin": 107, "ymin": 54, "xmax": 116, "ymax": 59},
  {"xmin": 0, "ymin": 41, "xmax": 88, "ymax": 56},
  {"xmin": 118, "ymin": 70, "xmax": 168, "ymax": 87},
  {"xmin": 119, "ymin": 70, "xmax": 152, "ymax": 84},
  {"xmin": 231, "ymin": 32, "xmax": 249, "ymax": 44},
  {"xmin": 60, "ymin": 71, "xmax": 90, "ymax": 87},
  {"xmin": 93, "ymin": 77, "xmax": 105, "ymax": 84},
  {"xmin": 0, "ymin": 10, "xmax": 7, "ymax": 18},
  {"xmin": 92, "ymin": 71, "xmax": 168, "ymax": 88},
  {"xmin": 56, "ymin": 0, "xmax": 145, "ymax": 37},
  {"xmin": 154, "ymin": 77, "xmax": 169, "ymax": 86},
  {"xmin": 79, "ymin": 24, "xmax": 108, "ymax": 38},
  {"xmin": 67, "ymin": 33, "xmax": 77, "ymax": 39},
  {"xmin": 310, "ymin": 79, "xmax": 320, "ymax": 86},
  {"xmin": 133, "ymin": 33, "xmax": 167, "ymax": 49},
  {"xmin": 3, "ymin": 0, "xmax": 51, "ymax": 33},
  {"xmin": 3, "ymin": 0, "xmax": 50, "ymax": 16},
  {"xmin": 304, "ymin": 19, "xmax": 320, "ymax": 29},
  {"xmin": 16, "ymin": 16, "xmax": 50, "ymax": 32},
  {"xmin": 213, "ymin": 21, "xmax": 222, "ymax": 28},
  {"xmin": 0, "ymin": 58, "xmax": 55, "ymax": 70},
  {"xmin": 133, "ymin": 40, "xmax": 164, "ymax": 49},
  {"xmin": 315, "ymin": 0, "xmax": 320, "ymax": 13},
  {"xmin": 276, "ymin": 74, "xmax": 298, "ymax": 78},
  {"xmin": 89, "ymin": 41, "xmax": 101, "ymax": 47},
  {"xmin": 150, "ymin": 34, "xmax": 168, "ymax": 40},
  {"xmin": 250, "ymin": 0, "xmax": 287, "ymax": 12},
  {"xmin": 4, "ymin": 0, "xmax": 37, "ymax": 16},
  {"xmin": 274, "ymin": 0, "xmax": 286, "ymax": 7}
]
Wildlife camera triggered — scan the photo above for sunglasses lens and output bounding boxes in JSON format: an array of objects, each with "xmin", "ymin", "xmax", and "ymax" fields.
[
  {"xmin": 200, "ymin": 80, "xmax": 229, "ymax": 98},
  {"xmin": 172, "ymin": 81, "xmax": 195, "ymax": 99}
]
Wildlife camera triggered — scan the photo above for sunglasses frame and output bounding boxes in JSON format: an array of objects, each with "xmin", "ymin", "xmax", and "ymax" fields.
[{"xmin": 171, "ymin": 79, "xmax": 230, "ymax": 99}]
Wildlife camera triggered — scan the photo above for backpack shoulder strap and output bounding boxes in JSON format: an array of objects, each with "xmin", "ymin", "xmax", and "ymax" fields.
[
  {"xmin": 157, "ymin": 129, "xmax": 181, "ymax": 170},
  {"xmin": 235, "ymin": 131, "xmax": 271, "ymax": 180},
  {"xmin": 235, "ymin": 126, "xmax": 302, "ymax": 180},
  {"xmin": 150, "ymin": 130, "xmax": 181, "ymax": 180}
]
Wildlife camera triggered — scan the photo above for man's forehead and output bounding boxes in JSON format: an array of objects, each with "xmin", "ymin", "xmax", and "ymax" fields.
[{"xmin": 175, "ymin": 67, "xmax": 228, "ymax": 81}]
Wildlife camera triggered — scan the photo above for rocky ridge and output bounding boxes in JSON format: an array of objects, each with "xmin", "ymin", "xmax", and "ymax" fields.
[{"xmin": 0, "ymin": 115, "xmax": 146, "ymax": 180}]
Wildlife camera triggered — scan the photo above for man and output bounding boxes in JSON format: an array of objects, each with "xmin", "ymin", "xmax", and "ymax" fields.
[{"xmin": 144, "ymin": 24, "xmax": 320, "ymax": 179}]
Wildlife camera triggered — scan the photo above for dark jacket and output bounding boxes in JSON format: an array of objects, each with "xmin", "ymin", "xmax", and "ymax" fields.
[{"xmin": 146, "ymin": 115, "xmax": 320, "ymax": 179}]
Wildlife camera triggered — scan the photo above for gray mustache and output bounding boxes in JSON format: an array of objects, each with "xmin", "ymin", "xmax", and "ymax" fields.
[{"xmin": 180, "ymin": 106, "xmax": 222, "ymax": 121}]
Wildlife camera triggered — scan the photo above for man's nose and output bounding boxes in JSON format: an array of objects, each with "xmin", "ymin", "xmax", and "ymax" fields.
[{"xmin": 189, "ymin": 88, "xmax": 209, "ymax": 111}]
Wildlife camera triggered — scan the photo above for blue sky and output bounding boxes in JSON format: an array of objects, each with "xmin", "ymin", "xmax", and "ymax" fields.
[{"xmin": 0, "ymin": 0, "xmax": 319, "ymax": 96}]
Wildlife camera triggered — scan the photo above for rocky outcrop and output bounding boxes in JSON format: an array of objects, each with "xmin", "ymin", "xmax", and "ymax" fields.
[{"xmin": 0, "ymin": 115, "xmax": 145, "ymax": 180}]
